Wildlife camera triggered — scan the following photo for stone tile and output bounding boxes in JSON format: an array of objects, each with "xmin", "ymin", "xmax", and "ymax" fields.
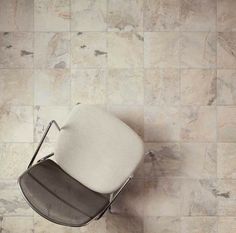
[
  {"xmin": 217, "ymin": 32, "xmax": 236, "ymax": 69},
  {"xmin": 0, "ymin": 181, "xmax": 32, "ymax": 216},
  {"xmin": 218, "ymin": 107, "xmax": 236, "ymax": 142},
  {"xmin": 144, "ymin": 0, "xmax": 180, "ymax": 31},
  {"xmin": 0, "ymin": 143, "xmax": 33, "ymax": 179},
  {"xmin": 144, "ymin": 217, "xmax": 181, "ymax": 233},
  {"xmin": 0, "ymin": 0, "xmax": 33, "ymax": 31},
  {"xmin": 144, "ymin": 69, "xmax": 180, "ymax": 105},
  {"xmin": 217, "ymin": 69, "xmax": 236, "ymax": 105},
  {"xmin": 144, "ymin": 32, "xmax": 179, "ymax": 68},
  {"xmin": 218, "ymin": 143, "xmax": 236, "ymax": 179},
  {"xmin": 181, "ymin": 106, "xmax": 216, "ymax": 142},
  {"xmin": 181, "ymin": 179, "xmax": 217, "ymax": 216},
  {"xmin": 71, "ymin": 32, "xmax": 107, "ymax": 68},
  {"xmin": 34, "ymin": 69, "xmax": 70, "ymax": 106},
  {"xmin": 143, "ymin": 178, "xmax": 182, "ymax": 216},
  {"xmin": 71, "ymin": 69, "xmax": 106, "ymax": 105},
  {"xmin": 0, "ymin": 32, "xmax": 33, "ymax": 68},
  {"xmin": 34, "ymin": 106, "xmax": 70, "ymax": 142},
  {"xmin": 180, "ymin": 32, "xmax": 217, "ymax": 68},
  {"xmin": 34, "ymin": 0, "xmax": 70, "ymax": 31},
  {"xmin": 0, "ymin": 69, "xmax": 33, "ymax": 106},
  {"xmin": 144, "ymin": 106, "xmax": 180, "ymax": 142},
  {"xmin": 34, "ymin": 32, "xmax": 70, "ymax": 69},
  {"xmin": 107, "ymin": 32, "xmax": 143, "ymax": 68},
  {"xmin": 217, "ymin": 0, "xmax": 236, "ymax": 32},
  {"xmin": 2, "ymin": 216, "xmax": 33, "ymax": 233},
  {"xmin": 0, "ymin": 106, "xmax": 33, "ymax": 142},
  {"xmin": 180, "ymin": 0, "xmax": 216, "ymax": 31},
  {"xmin": 107, "ymin": 69, "xmax": 144, "ymax": 105},
  {"xmin": 218, "ymin": 217, "xmax": 236, "ymax": 233},
  {"xmin": 181, "ymin": 217, "xmax": 217, "ymax": 233},
  {"xmin": 71, "ymin": 0, "xmax": 107, "ymax": 31},
  {"xmin": 108, "ymin": 0, "xmax": 143, "ymax": 31},
  {"xmin": 181, "ymin": 69, "xmax": 217, "ymax": 105},
  {"xmin": 33, "ymin": 142, "xmax": 54, "ymax": 162}
]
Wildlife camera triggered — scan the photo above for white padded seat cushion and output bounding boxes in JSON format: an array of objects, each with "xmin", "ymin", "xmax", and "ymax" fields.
[{"xmin": 54, "ymin": 104, "xmax": 144, "ymax": 194}]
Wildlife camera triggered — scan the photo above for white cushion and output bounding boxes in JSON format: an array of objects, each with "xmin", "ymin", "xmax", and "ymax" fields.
[{"xmin": 54, "ymin": 104, "xmax": 144, "ymax": 194}]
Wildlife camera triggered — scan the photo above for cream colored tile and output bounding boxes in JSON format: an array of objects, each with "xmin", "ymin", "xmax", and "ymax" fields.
[
  {"xmin": 181, "ymin": 106, "xmax": 216, "ymax": 142},
  {"xmin": 181, "ymin": 217, "xmax": 217, "ymax": 233},
  {"xmin": 181, "ymin": 179, "xmax": 217, "ymax": 216},
  {"xmin": 0, "ymin": 0, "xmax": 33, "ymax": 31},
  {"xmin": 71, "ymin": 0, "xmax": 107, "ymax": 31},
  {"xmin": 0, "ymin": 32, "xmax": 33, "ymax": 68},
  {"xmin": 217, "ymin": 0, "xmax": 236, "ymax": 32},
  {"xmin": 71, "ymin": 69, "xmax": 106, "ymax": 105},
  {"xmin": 144, "ymin": 0, "xmax": 180, "ymax": 31},
  {"xmin": 0, "ymin": 69, "xmax": 33, "ymax": 106},
  {"xmin": 108, "ymin": 32, "xmax": 143, "ymax": 68},
  {"xmin": 34, "ymin": 69, "xmax": 70, "ymax": 106},
  {"xmin": 218, "ymin": 107, "xmax": 236, "ymax": 142},
  {"xmin": 0, "ymin": 143, "xmax": 33, "ymax": 179},
  {"xmin": 144, "ymin": 69, "xmax": 180, "ymax": 105},
  {"xmin": 218, "ymin": 143, "xmax": 236, "ymax": 178},
  {"xmin": 180, "ymin": 32, "xmax": 217, "ymax": 68},
  {"xmin": 217, "ymin": 69, "xmax": 236, "ymax": 105},
  {"xmin": 108, "ymin": 0, "xmax": 143, "ymax": 31},
  {"xmin": 0, "ymin": 106, "xmax": 33, "ymax": 142},
  {"xmin": 218, "ymin": 32, "xmax": 236, "ymax": 69},
  {"xmin": 180, "ymin": 0, "xmax": 216, "ymax": 31},
  {"xmin": 181, "ymin": 69, "xmax": 216, "ymax": 105},
  {"xmin": 144, "ymin": 32, "xmax": 179, "ymax": 68},
  {"xmin": 33, "ymin": 143, "xmax": 55, "ymax": 162},
  {"xmin": 71, "ymin": 32, "xmax": 107, "ymax": 68},
  {"xmin": 144, "ymin": 106, "xmax": 180, "ymax": 142},
  {"xmin": 143, "ymin": 178, "xmax": 182, "ymax": 216},
  {"xmin": 34, "ymin": 0, "xmax": 70, "ymax": 31},
  {"xmin": 218, "ymin": 217, "xmax": 236, "ymax": 233},
  {"xmin": 2, "ymin": 216, "xmax": 33, "ymax": 233},
  {"xmin": 34, "ymin": 32, "xmax": 70, "ymax": 69},
  {"xmin": 107, "ymin": 69, "xmax": 144, "ymax": 105}
]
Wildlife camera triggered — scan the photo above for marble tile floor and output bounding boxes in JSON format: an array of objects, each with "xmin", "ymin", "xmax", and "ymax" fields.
[{"xmin": 1, "ymin": 0, "xmax": 236, "ymax": 232}]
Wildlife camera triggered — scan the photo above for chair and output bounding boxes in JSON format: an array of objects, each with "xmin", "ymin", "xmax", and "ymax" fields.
[{"xmin": 18, "ymin": 104, "xmax": 144, "ymax": 227}]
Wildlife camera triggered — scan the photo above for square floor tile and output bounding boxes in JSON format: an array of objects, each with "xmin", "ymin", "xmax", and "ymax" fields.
[{"xmin": 218, "ymin": 217, "xmax": 236, "ymax": 233}]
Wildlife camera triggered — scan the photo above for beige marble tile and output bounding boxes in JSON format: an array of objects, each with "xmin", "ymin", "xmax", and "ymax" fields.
[
  {"xmin": 181, "ymin": 69, "xmax": 216, "ymax": 105},
  {"xmin": 218, "ymin": 217, "xmax": 236, "ymax": 233},
  {"xmin": 0, "ymin": 69, "xmax": 33, "ymax": 106},
  {"xmin": 0, "ymin": 143, "xmax": 33, "ymax": 179},
  {"xmin": 218, "ymin": 107, "xmax": 236, "ymax": 142},
  {"xmin": 181, "ymin": 179, "xmax": 217, "ymax": 216},
  {"xmin": 144, "ymin": 106, "xmax": 180, "ymax": 142},
  {"xmin": 144, "ymin": 0, "xmax": 180, "ymax": 31},
  {"xmin": 217, "ymin": 69, "xmax": 236, "ymax": 105},
  {"xmin": 108, "ymin": 0, "xmax": 143, "ymax": 31},
  {"xmin": 181, "ymin": 217, "xmax": 217, "ymax": 233},
  {"xmin": 217, "ymin": 0, "xmax": 236, "ymax": 32},
  {"xmin": 107, "ymin": 32, "xmax": 143, "ymax": 68},
  {"xmin": 2, "ymin": 216, "xmax": 33, "ymax": 233},
  {"xmin": 71, "ymin": 32, "xmax": 107, "ymax": 68},
  {"xmin": 0, "ymin": 32, "xmax": 33, "ymax": 68},
  {"xmin": 180, "ymin": 32, "xmax": 217, "ymax": 68},
  {"xmin": 0, "ymin": 106, "xmax": 33, "ymax": 142},
  {"xmin": 144, "ymin": 217, "xmax": 181, "ymax": 233},
  {"xmin": 181, "ymin": 106, "xmax": 216, "ymax": 142},
  {"xmin": 34, "ymin": 69, "xmax": 70, "ymax": 106},
  {"xmin": 0, "ymin": 0, "xmax": 33, "ymax": 31},
  {"xmin": 33, "ymin": 142, "xmax": 54, "ymax": 162},
  {"xmin": 107, "ymin": 69, "xmax": 144, "ymax": 105},
  {"xmin": 34, "ymin": 32, "xmax": 70, "ymax": 69},
  {"xmin": 34, "ymin": 106, "xmax": 70, "ymax": 142},
  {"xmin": 144, "ymin": 69, "xmax": 180, "ymax": 105},
  {"xmin": 217, "ymin": 32, "xmax": 236, "ymax": 69},
  {"xmin": 71, "ymin": 69, "xmax": 106, "ymax": 105},
  {"xmin": 34, "ymin": 0, "xmax": 70, "ymax": 31},
  {"xmin": 144, "ymin": 32, "xmax": 179, "ymax": 68},
  {"xmin": 71, "ymin": 0, "xmax": 107, "ymax": 31},
  {"xmin": 180, "ymin": 0, "xmax": 216, "ymax": 31}
]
